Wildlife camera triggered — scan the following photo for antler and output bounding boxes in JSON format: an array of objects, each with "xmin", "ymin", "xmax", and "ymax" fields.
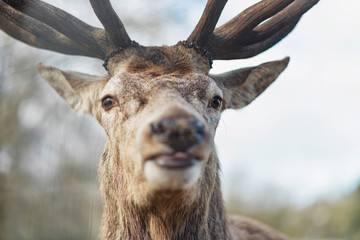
[
  {"xmin": 189, "ymin": 0, "xmax": 320, "ymax": 60},
  {"xmin": 0, "ymin": 0, "xmax": 320, "ymax": 64},
  {"xmin": 187, "ymin": 0, "xmax": 228, "ymax": 47},
  {"xmin": 89, "ymin": 0, "xmax": 132, "ymax": 49},
  {"xmin": 0, "ymin": 0, "xmax": 133, "ymax": 59}
]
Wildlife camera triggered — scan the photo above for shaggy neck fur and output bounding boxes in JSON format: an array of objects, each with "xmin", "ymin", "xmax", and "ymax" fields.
[{"xmin": 99, "ymin": 141, "xmax": 229, "ymax": 240}]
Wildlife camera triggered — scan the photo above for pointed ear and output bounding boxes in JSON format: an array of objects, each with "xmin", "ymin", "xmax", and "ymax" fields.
[
  {"xmin": 210, "ymin": 57, "xmax": 289, "ymax": 109},
  {"xmin": 37, "ymin": 63, "xmax": 109, "ymax": 116}
]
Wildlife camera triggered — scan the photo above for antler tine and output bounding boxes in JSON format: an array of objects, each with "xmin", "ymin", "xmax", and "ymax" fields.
[
  {"xmin": 207, "ymin": 0, "xmax": 295, "ymax": 49},
  {"xmin": 2, "ymin": 0, "xmax": 106, "ymax": 59},
  {"xmin": 0, "ymin": 1, "xmax": 96, "ymax": 57},
  {"xmin": 220, "ymin": 17, "xmax": 300, "ymax": 59},
  {"xmin": 207, "ymin": 0, "xmax": 320, "ymax": 60},
  {"xmin": 89, "ymin": 0, "xmax": 132, "ymax": 49},
  {"xmin": 0, "ymin": 0, "xmax": 135, "ymax": 60},
  {"xmin": 187, "ymin": 0, "xmax": 227, "ymax": 47},
  {"xmin": 244, "ymin": 0, "xmax": 320, "ymax": 45}
]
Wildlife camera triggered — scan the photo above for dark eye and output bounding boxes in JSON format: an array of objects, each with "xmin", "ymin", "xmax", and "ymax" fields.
[
  {"xmin": 102, "ymin": 96, "xmax": 116, "ymax": 111},
  {"xmin": 209, "ymin": 96, "xmax": 222, "ymax": 110}
]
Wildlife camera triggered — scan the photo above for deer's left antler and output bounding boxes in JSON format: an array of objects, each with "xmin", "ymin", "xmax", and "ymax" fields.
[{"xmin": 188, "ymin": 0, "xmax": 320, "ymax": 60}]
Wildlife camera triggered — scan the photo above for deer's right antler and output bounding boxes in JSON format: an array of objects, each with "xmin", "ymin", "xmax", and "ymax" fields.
[
  {"xmin": 0, "ymin": 0, "xmax": 134, "ymax": 60},
  {"xmin": 88, "ymin": 0, "xmax": 132, "ymax": 49}
]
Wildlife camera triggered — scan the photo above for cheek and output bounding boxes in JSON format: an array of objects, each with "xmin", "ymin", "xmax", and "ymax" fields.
[
  {"xmin": 100, "ymin": 112, "xmax": 122, "ymax": 138},
  {"xmin": 204, "ymin": 112, "xmax": 221, "ymax": 134},
  {"xmin": 102, "ymin": 114, "xmax": 144, "ymax": 170}
]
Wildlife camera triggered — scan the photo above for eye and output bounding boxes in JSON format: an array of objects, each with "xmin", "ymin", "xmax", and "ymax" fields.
[
  {"xmin": 209, "ymin": 96, "xmax": 222, "ymax": 110},
  {"xmin": 102, "ymin": 96, "xmax": 117, "ymax": 111}
]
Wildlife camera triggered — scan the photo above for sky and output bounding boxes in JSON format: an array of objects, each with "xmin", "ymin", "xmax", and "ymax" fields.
[
  {"xmin": 212, "ymin": 0, "xmax": 360, "ymax": 206},
  {"xmin": 1, "ymin": 0, "xmax": 359, "ymax": 208}
]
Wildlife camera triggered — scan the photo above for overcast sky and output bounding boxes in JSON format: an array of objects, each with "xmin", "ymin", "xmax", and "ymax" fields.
[{"xmin": 212, "ymin": 0, "xmax": 360, "ymax": 206}]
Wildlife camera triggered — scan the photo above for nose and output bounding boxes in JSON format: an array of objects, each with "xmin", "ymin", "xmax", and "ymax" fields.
[{"xmin": 150, "ymin": 118, "xmax": 206, "ymax": 152}]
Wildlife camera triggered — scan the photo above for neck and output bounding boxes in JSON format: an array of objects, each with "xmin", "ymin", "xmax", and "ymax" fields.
[{"xmin": 99, "ymin": 144, "xmax": 229, "ymax": 240}]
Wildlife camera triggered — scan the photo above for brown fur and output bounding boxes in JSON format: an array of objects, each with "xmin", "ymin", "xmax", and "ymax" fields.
[
  {"xmin": 125, "ymin": 47, "xmax": 195, "ymax": 77},
  {"xmin": 228, "ymin": 216, "xmax": 291, "ymax": 240},
  {"xmin": 106, "ymin": 44, "xmax": 210, "ymax": 77},
  {"xmin": 37, "ymin": 45, "xmax": 290, "ymax": 240},
  {"xmin": 99, "ymin": 148, "xmax": 228, "ymax": 240}
]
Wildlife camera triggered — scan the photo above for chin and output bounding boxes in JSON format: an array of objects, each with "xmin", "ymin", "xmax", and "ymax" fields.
[{"xmin": 143, "ymin": 152, "xmax": 203, "ymax": 191}]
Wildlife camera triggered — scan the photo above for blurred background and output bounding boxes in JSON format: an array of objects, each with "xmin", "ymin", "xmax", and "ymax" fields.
[{"xmin": 0, "ymin": 0, "xmax": 359, "ymax": 239}]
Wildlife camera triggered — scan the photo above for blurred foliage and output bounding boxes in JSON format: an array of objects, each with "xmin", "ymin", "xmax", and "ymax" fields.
[
  {"xmin": 226, "ymin": 183, "xmax": 360, "ymax": 240},
  {"xmin": 0, "ymin": 34, "xmax": 104, "ymax": 240}
]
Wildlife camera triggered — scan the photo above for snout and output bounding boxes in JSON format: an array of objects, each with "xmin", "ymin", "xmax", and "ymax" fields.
[
  {"xmin": 138, "ymin": 109, "xmax": 211, "ymax": 191},
  {"xmin": 150, "ymin": 118, "xmax": 206, "ymax": 152}
]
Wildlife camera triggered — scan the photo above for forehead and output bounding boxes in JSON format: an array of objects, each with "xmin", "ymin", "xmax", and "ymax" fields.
[{"xmin": 101, "ymin": 72, "xmax": 222, "ymax": 100}]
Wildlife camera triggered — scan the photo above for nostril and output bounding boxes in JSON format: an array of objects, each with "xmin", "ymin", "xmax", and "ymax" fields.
[
  {"xmin": 150, "ymin": 118, "xmax": 173, "ymax": 135},
  {"xmin": 188, "ymin": 120, "xmax": 205, "ymax": 138},
  {"xmin": 183, "ymin": 128, "xmax": 192, "ymax": 138},
  {"xmin": 151, "ymin": 120, "xmax": 164, "ymax": 135}
]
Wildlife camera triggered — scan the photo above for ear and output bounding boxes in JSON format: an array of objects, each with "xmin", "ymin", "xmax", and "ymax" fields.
[
  {"xmin": 37, "ymin": 63, "xmax": 109, "ymax": 116},
  {"xmin": 210, "ymin": 57, "xmax": 289, "ymax": 109}
]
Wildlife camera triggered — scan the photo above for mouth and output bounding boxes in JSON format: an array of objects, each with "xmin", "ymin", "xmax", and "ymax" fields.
[
  {"xmin": 147, "ymin": 152, "xmax": 200, "ymax": 169},
  {"xmin": 143, "ymin": 152, "xmax": 203, "ymax": 190}
]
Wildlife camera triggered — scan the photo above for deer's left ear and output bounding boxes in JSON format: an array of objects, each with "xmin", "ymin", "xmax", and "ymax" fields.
[
  {"xmin": 210, "ymin": 57, "xmax": 289, "ymax": 110},
  {"xmin": 37, "ymin": 63, "xmax": 109, "ymax": 116}
]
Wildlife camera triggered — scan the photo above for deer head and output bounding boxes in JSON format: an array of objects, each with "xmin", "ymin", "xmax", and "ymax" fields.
[{"xmin": 0, "ymin": 0, "xmax": 319, "ymax": 239}]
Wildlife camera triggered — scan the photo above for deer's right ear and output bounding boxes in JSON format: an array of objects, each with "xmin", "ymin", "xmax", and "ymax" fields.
[{"xmin": 37, "ymin": 63, "xmax": 109, "ymax": 116}]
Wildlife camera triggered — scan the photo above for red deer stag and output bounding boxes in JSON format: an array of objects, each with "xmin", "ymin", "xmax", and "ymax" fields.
[{"xmin": 0, "ymin": 0, "xmax": 320, "ymax": 239}]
